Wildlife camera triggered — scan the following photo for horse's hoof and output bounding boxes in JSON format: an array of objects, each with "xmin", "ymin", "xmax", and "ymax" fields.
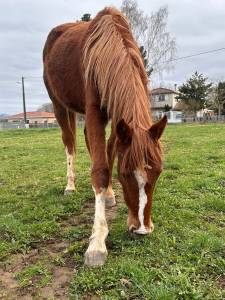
[
  {"xmin": 84, "ymin": 250, "xmax": 107, "ymax": 267},
  {"xmin": 64, "ymin": 189, "xmax": 74, "ymax": 195},
  {"xmin": 105, "ymin": 196, "xmax": 116, "ymax": 208}
]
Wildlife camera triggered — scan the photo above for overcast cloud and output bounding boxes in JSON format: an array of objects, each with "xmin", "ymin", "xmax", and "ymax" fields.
[{"xmin": 0, "ymin": 0, "xmax": 224, "ymax": 114}]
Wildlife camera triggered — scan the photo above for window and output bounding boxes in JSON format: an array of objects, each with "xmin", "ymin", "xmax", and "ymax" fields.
[
  {"xmin": 175, "ymin": 112, "xmax": 182, "ymax": 119},
  {"xmin": 159, "ymin": 94, "xmax": 165, "ymax": 101}
]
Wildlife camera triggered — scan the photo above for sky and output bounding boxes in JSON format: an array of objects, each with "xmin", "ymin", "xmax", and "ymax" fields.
[{"xmin": 0, "ymin": 0, "xmax": 225, "ymax": 115}]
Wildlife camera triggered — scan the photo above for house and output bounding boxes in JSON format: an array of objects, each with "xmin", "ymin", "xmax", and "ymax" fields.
[
  {"xmin": 150, "ymin": 87, "xmax": 180, "ymax": 117},
  {"xmin": 197, "ymin": 109, "xmax": 215, "ymax": 119},
  {"xmin": 149, "ymin": 87, "xmax": 183, "ymax": 123},
  {"xmin": 6, "ymin": 111, "xmax": 57, "ymax": 125}
]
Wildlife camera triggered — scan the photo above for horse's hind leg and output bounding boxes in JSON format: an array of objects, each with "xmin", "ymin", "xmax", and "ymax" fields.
[
  {"xmin": 53, "ymin": 101, "xmax": 76, "ymax": 195},
  {"xmin": 64, "ymin": 111, "xmax": 76, "ymax": 194},
  {"xmin": 105, "ymin": 132, "xmax": 116, "ymax": 207}
]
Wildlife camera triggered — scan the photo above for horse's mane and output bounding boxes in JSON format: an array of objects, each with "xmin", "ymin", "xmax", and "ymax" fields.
[{"xmin": 83, "ymin": 7, "xmax": 161, "ymax": 172}]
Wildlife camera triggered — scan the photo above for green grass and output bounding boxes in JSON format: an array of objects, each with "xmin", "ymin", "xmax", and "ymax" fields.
[
  {"xmin": 0, "ymin": 124, "xmax": 225, "ymax": 299},
  {"xmin": 16, "ymin": 262, "xmax": 52, "ymax": 288},
  {"xmin": 0, "ymin": 128, "xmax": 92, "ymax": 260}
]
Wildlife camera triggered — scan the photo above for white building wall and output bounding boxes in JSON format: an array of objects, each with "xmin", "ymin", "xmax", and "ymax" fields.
[{"xmin": 152, "ymin": 93, "xmax": 177, "ymax": 109}]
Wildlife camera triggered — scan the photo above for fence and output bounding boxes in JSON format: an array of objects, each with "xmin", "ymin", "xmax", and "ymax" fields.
[
  {"xmin": 1, "ymin": 116, "xmax": 225, "ymax": 131},
  {"xmin": 0, "ymin": 121, "xmax": 59, "ymax": 130},
  {"xmin": 0, "ymin": 120, "xmax": 87, "ymax": 131},
  {"xmin": 182, "ymin": 115, "xmax": 225, "ymax": 123},
  {"xmin": 155, "ymin": 111, "xmax": 225, "ymax": 124}
]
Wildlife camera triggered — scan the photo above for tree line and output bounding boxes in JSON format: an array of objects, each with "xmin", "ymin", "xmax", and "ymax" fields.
[{"xmin": 176, "ymin": 72, "xmax": 225, "ymax": 118}]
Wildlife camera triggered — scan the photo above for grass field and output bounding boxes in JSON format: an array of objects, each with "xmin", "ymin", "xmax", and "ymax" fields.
[{"xmin": 0, "ymin": 124, "xmax": 224, "ymax": 299}]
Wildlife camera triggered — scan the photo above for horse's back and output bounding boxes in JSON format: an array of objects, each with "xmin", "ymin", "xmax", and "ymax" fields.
[
  {"xmin": 43, "ymin": 22, "xmax": 88, "ymax": 60},
  {"xmin": 43, "ymin": 21, "xmax": 89, "ymax": 113}
]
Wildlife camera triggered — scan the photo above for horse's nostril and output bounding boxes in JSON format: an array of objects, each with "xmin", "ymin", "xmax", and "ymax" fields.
[
  {"xmin": 128, "ymin": 224, "xmax": 137, "ymax": 232},
  {"xmin": 128, "ymin": 225, "xmax": 146, "ymax": 239}
]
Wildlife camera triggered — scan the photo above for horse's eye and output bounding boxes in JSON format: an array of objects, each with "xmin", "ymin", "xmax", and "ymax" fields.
[{"xmin": 118, "ymin": 153, "xmax": 123, "ymax": 159}]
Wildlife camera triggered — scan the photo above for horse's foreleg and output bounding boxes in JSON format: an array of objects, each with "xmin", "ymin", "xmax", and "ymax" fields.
[
  {"xmin": 85, "ymin": 187, "xmax": 108, "ymax": 266},
  {"xmin": 84, "ymin": 103, "xmax": 109, "ymax": 267}
]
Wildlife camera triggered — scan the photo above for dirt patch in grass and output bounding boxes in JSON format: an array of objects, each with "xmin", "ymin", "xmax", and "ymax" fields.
[
  {"xmin": 203, "ymin": 215, "xmax": 225, "ymax": 228},
  {"xmin": 218, "ymin": 179, "xmax": 225, "ymax": 188},
  {"xmin": 0, "ymin": 239, "xmax": 72, "ymax": 299},
  {"xmin": 217, "ymin": 275, "xmax": 225, "ymax": 289},
  {"xmin": 0, "ymin": 190, "xmax": 121, "ymax": 300},
  {"xmin": 0, "ymin": 269, "xmax": 19, "ymax": 299},
  {"xmin": 40, "ymin": 267, "xmax": 73, "ymax": 299}
]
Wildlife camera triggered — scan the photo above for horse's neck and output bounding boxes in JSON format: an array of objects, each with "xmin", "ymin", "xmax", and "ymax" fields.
[{"xmin": 129, "ymin": 103, "xmax": 152, "ymax": 131}]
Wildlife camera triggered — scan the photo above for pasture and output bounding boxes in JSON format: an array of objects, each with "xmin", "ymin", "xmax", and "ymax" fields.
[{"xmin": 0, "ymin": 124, "xmax": 224, "ymax": 299}]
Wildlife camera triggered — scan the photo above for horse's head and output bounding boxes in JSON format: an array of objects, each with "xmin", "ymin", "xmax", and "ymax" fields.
[{"xmin": 116, "ymin": 116, "xmax": 167, "ymax": 235}]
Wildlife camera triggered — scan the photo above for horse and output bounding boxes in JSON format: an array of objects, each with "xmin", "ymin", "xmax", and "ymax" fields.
[{"xmin": 43, "ymin": 7, "xmax": 167, "ymax": 267}]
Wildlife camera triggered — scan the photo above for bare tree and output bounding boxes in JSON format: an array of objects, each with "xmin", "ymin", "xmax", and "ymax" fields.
[
  {"xmin": 121, "ymin": 0, "xmax": 176, "ymax": 78},
  {"xmin": 209, "ymin": 81, "xmax": 225, "ymax": 118},
  {"xmin": 37, "ymin": 102, "xmax": 53, "ymax": 113}
]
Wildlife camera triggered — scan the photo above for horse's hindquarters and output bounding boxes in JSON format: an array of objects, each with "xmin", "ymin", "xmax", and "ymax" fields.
[{"xmin": 43, "ymin": 22, "xmax": 89, "ymax": 113}]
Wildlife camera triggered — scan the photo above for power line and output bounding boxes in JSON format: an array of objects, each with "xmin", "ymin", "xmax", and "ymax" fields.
[
  {"xmin": 163, "ymin": 47, "xmax": 225, "ymax": 64},
  {"xmin": 0, "ymin": 46, "xmax": 225, "ymax": 83},
  {"xmin": 21, "ymin": 46, "xmax": 225, "ymax": 78},
  {"xmin": 24, "ymin": 76, "xmax": 43, "ymax": 79}
]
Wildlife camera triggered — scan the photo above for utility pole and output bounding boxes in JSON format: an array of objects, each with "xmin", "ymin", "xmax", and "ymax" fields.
[{"xmin": 21, "ymin": 76, "xmax": 27, "ymax": 124}]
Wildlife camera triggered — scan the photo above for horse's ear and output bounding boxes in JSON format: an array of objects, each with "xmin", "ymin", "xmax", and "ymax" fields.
[
  {"xmin": 149, "ymin": 115, "xmax": 167, "ymax": 140},
  {"xmin": 116, "ymin": 119, "xmax": 132, "ymax": 144}
]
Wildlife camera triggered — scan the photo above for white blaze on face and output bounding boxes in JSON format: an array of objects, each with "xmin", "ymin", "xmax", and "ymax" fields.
[
  {"xmin": 65, "ymin": 147, "xmax": 75, "ymax": 191},
  {"xmin": 133, "ymin": 169, "xmax": 150, "ymax": 234}
]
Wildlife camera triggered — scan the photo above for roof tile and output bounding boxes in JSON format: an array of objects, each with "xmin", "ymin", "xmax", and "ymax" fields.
[{"xmin": 8, "ymin": 111, "xmax": 55, "ymax": 119}]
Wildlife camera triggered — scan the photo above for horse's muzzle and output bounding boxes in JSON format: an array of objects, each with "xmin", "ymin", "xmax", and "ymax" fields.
[{"xmin": 128, "ymin": 224, "xmax": 151, "ymax": 236}]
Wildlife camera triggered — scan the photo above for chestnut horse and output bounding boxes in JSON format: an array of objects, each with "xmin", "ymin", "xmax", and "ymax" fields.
[{"xmin": 43, "ymin": 7, "xmax": 167, "ymax": 266}]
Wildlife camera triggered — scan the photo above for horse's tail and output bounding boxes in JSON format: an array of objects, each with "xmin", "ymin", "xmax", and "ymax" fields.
[{"xmin": 83, "ymin": 7, "xmax": 149, "ymax": 128}]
